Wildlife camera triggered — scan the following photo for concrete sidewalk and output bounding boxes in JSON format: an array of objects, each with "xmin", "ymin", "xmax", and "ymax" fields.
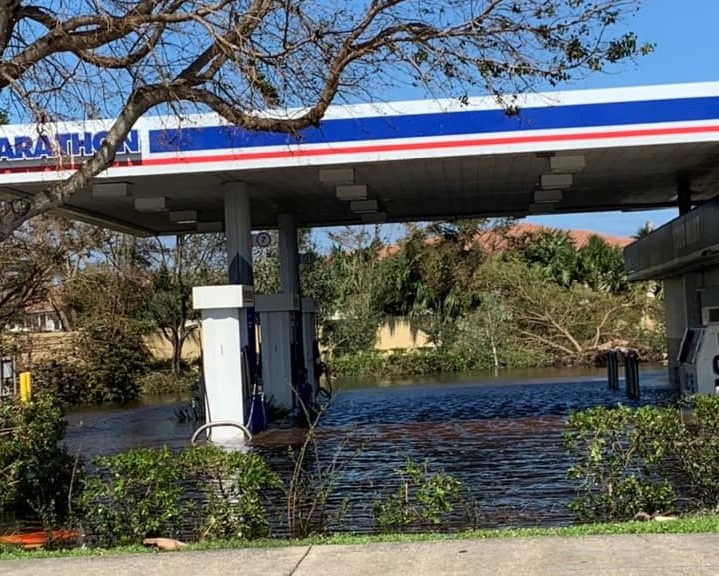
[{"xmin": 1, "ymin": 533, "xmax": 718, "ymax": 576}]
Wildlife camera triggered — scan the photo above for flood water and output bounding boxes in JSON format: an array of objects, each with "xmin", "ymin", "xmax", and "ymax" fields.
[{"xmin": 64, "ymin": 366, "xmax": 676, "ymax": 533}]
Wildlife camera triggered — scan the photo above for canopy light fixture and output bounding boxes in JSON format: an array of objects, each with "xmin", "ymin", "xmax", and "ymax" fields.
[
  {"xmin": 529, "ymin": 203, "xmax": 556, "ymax": 214},
  {"xmin": 534, "ymin": 189, "xmax": 563, "ymax": 203},
  {"xmin": 361, "ymin": 211, "xmax": 387, "ymax": 223}
]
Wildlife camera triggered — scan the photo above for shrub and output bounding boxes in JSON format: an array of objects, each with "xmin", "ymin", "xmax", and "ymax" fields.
[
  {"xmin": 567, "ymin": 399, "xmax": 719, "ymax": 521},
  {"xmin": 373, "ymin": 458, "xmax": 473, "ymax": 533},
  {"xmin": 672, "ymin": 396, "xmax": 719, "ymax": 509},
  {"xmin": 80, "ymin": 446, "xmax": 188, "ymax": 546},
  {"xmin": 139, "ymin": 370, "xmax": 197, "ymax": 396},
  {"xmin": 77, "ymin": 319, "xmax": 151, "ymax": 404},
  {"xmin": 31, "ymin": 358, "xmax": 88, "ymax": 406},
  {"xmin": 80, "ymin": 445, "xmax": 281, "ymax": 546},
  {"xmin": 183, "ymin": 445, "xmax": 281, "ymax": 540},
  {"xmin": 0, "ymin": 396, "xmax": 80, "ymax": 529},
  {"xmin": 565, "ymin": 405, "xmax": 680, "ymax": 522},
  {"xmin": 285, "ymin": 428, "xmax": 363, "ymax": 538},
  {"xmin": 328, "ymin": 348, "xmax": 478, "ymax": 380}
]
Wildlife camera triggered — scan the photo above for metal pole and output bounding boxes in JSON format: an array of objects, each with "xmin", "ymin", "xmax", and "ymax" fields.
[
  {"xmin": 607, "ymin": 350, "xmax": 619, "ymax": 390},
  {"xmin": 678, "ymin": 172, "xmax": 692, "ymax": 216}
]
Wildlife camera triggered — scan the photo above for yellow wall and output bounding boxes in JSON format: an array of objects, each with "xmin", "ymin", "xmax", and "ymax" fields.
[
  {"xmin": 144, "ymin": 332, "xmax": 202, "ymax": 361},
  {"xmin": 18, "ymin": 317, "xmax": 430, "ymax": 366},
  {"xmin": 375, "ymin": 318, "xmax": 432, "ymax": 351}
]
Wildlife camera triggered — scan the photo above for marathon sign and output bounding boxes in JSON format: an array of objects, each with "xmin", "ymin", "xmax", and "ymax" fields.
[{"xmin": 0, "ymin": 129, "xmax": 140, "ymax": 161}]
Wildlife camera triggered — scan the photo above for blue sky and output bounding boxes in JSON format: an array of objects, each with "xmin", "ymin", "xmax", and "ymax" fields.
[
  {"xmin": 526, "ymin": 0, "xmax": 719, "ymax": 236},
  {"xmin": 319, "ymin": 1, "xmax": 719, "ymax": 243}
]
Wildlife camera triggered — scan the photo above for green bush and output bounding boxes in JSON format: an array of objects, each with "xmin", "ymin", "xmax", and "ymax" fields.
[
  {"xmin": 80, "ymin": 446, "xmax": 189, "ymax": 546},
  {"xmin": 328, "ymin": 348, "xmax": 479, "ymax": 380},
  {"xmin": 327, "ymin": 350, "xmax": 384, "ymax": 379},
  {"xmin": 672, "ymin": 396, "xmax": 719, "ymax": 509},
  {"xmin": 373, "ymin": 458, "xmax": 473, "ymax": 533},
  {"xmin": 0, "ymin": 396, "xmax": 80, "ymax": 528},
  {"xmin": 567, "ymin": 398, "xmax": 719, "ymax": 521},
  {"xmin": 381, "ymin": 348, "xmax": 472, "ymax": 376},
  {"xmin": 183, "ymin": 445, "xmax": 281, "ymax": 540},
  {"xmin": 566, "ymin": 405, "xmax": 680, "ymax": 522},
  {"xmin": 30, "ymin": 358, "xmax": 88, "ymax": 406},
  {"xmin": 30, "ymin": 320, "xmax": 152, "ymax": 406},
  {"xmin": 80, "ymin": 445, "xmax": 281, "ymax": 546},
  {"xmin": 77, "ymin": 319, "xmax": 151, "ymax": 404},
  {"xmin": 139, "ymin": 370, "xmax": 197, "ymax": 396}
]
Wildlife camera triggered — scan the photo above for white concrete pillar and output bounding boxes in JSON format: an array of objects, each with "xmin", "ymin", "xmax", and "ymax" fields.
[
  {"xmin": 223, "ymin": 182, "xmax": 257, "ymax": 417},
  {"xmin": 225, "ymin": 182, "xmax": 253, "ymax": 286},
  {"xmin": 277, "ymin": 213, "xmax": 306, "ymax": 408},
  {"xmin": 278, "ymin": 213, "xmax": 300, "ymax": 294}
]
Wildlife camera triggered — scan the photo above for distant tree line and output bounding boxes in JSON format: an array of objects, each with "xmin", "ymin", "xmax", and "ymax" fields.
[{"xmin": 0, "ymin": 216, "xmax": 663, "ymax": 403}]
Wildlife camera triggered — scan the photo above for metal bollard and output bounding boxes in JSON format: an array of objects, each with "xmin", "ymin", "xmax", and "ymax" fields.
[
  {"xmin": 19, "ymin": 372, "xmax": 32, "ymax": 403},
  {"xmin": 624, "ymin": 350, "xmax": 640, "ymax": 399},
  {"xmin": 607, "ymin": 350, "xmax": 619, "ymax": 390}
]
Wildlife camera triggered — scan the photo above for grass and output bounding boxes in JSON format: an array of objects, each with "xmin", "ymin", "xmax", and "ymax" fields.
[{"xmin": 2, "ymin": 514, "xmax": 719, "ymax": 561}]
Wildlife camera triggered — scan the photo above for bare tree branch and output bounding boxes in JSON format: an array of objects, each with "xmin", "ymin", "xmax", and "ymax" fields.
[{"xmin": 0, "ymin": 0, "xmax": 650, "ymax": 239}]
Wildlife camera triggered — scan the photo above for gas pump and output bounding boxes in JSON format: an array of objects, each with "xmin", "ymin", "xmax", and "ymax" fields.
[
  {"xmin": 677, "ymin": 306, "xmax": 719, "ymax": 395},
  {"xmin": 256, "ymin": 293, "xmax": 312, "ymax": 416},
  {"xmin": 192, "ymin": 284, "xmax": 259, "ymax": 443},
  {"xmin": 301, "ymin": 298, "xmax": 319, "ymax": 392},
  {"xmin": 302, "ymin": 298, "xmax": 331, "ymax": 402}
]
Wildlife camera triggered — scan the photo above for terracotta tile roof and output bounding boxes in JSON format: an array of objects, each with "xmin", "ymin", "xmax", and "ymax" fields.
[
  {"xmin": 476, "ymin": 222, "xmax": 633, "ymax": 251},
  {"xmin": 378, "ymin": 222, "xmax": 632, "ymax": 258}
]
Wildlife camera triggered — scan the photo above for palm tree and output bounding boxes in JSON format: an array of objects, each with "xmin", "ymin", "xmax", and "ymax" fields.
[{"xmin": 633, "ymin": 221, "xmax": 654, "ymax": 240}]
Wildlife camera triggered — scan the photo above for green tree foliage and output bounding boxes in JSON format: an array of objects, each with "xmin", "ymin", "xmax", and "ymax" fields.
[
  {"xmin": 373, "ymin": 221, "xmax": 488, "ymax": 347},
  {"xmin": 474, "ymin": 257, "xmax": 644, "ymax": 361},
  {"xmin": 77, "ymin": 318, "xmax": 152, "ymax": 404},
  {"xmin": 58, "ymin": 231, "xmax": 153, "ymax": 330},
  {"xmin": 576, "ymin": 236, "xmax": 628, "ymax": 293},
  {"xmin": 513, "ymin": 229, "xmax": 628, "ymax": 293},
  {"xmin": 0, "ymin": 216, "xmax": 92, "ymax": 331},
  {"xmin": 0, "ymin": 396, "xmax": 79, "ymax": 528},
  {"xmin": 146, "ymin": 234, "xmax": 225, "ymax": 374},
  {"xmin": 33, "ymin": 316, "xmax": 153, "ymax": 405},
  {"xmin": 313, "ymin": 220, "xmax": 662, "ymax": 375},
  {"xmin": 514, "ymin": 229, "xmax": 579, "ymax": 288},
  {"xmin": 317, "ymin": 227, "xmax": 386, "ymax": 356}
]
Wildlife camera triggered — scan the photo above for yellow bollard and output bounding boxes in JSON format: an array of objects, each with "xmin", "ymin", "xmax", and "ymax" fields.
[{"xmin": 19, "ymin": 372, "xmax": 31, "ymax": 403}]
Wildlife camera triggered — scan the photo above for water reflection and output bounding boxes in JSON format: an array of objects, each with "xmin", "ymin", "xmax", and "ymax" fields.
[{"xmin": 64, "ymin": 367, "xmax": 676, "ymax": 531}]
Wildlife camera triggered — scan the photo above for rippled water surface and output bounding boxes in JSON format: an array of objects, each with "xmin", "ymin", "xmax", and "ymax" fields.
[{"xmin": 64, "ymin": 366, "xmax": 676, "ymax": 531}]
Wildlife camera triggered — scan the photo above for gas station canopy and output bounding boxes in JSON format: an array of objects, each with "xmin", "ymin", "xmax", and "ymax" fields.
[{"xmin": 1, "ymin": 82, "xmax": 719, "ymax": 234}]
